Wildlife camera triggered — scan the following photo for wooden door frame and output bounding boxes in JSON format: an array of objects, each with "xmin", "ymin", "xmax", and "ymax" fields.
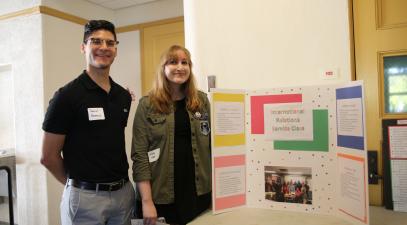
[{"xmin": 349, "ymin": 0, "xmax": 356, "ymax": 81}]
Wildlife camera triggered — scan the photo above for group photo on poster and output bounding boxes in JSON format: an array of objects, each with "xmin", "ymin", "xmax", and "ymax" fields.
[{"xmin": 264, "ymin": 166, "xmax": 312, "ymax": 205}]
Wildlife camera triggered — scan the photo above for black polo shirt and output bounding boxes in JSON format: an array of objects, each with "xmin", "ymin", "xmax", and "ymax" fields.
[{"xmin": 42, "ymin": 71, "xmax": 131, "ymax": 182}]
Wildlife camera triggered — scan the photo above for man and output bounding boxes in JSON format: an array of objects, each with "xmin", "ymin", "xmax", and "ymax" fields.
[{"xmin": 41, "ymin": 20, "xmax": 134, "ymax": 225}]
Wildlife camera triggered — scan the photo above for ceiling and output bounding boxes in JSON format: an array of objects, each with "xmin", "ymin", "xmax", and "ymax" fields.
[{"xmin": 85, "ymin": 0, "xmax": 161, "ymax": 10}]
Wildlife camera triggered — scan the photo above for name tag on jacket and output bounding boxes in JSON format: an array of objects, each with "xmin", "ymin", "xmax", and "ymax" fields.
[{"xmin": 148, "ymin": 148, "xmax": 160, "ymax": 162}]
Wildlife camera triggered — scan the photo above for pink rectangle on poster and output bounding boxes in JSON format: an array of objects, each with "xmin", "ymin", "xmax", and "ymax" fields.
[
  {"xmin": 250, "ymin": 94, "xmax": 302, "ymax": 134},
  {"xmin": 214, "ymin": 154, "xmax": 246, "ymax": 211},
  {"xmin": 214, "ymin": 194, "xmax": 246, "ymax": 211},
  {"xmin": 214, "ymin": 155, "xmax": 245, "ymax": 168},
  {"xmin": 337, "ymin": 153, "xmax": 367, "ymax": 224}
]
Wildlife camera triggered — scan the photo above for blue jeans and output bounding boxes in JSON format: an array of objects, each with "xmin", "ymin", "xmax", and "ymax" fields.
[{"xmin": 61, "ymin": 181, "xmax": 135, "ymax": 225}]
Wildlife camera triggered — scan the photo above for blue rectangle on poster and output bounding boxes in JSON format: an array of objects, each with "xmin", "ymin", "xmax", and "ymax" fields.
[
  {"xmin": 336, "ymin": 85, "xmax": 365, "ymax": 150},
  {"xmin": 336, "ymin": 85, "xmax": 362, "ymax": 99},
  {"xmin": 337, "ymin": 135, "xmax": 364, "ymax": 150}
]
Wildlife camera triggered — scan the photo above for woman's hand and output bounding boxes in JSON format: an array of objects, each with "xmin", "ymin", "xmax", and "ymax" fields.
[
  {"xmin": 137, "ymin": 181, "xmax": 157, "ymax": 225},
  {"xmin": 126, "ymin": 87, "xmax": 136, "ymax": 101},
  {"xmin": 142, "ymin": 199, "xmax": 157, "ymax": 225}
]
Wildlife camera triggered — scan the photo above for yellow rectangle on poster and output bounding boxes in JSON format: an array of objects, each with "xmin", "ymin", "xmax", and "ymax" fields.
[
  {"xmin": 212, "ymin": 92, "xmax": 245, "ymax": 147},
  {"xmin": 213, "ymin": 93, "xmax": 245, "ymax": 102},
  {"xmin": 214, "ymin": 133, "xmax": 245, "ymax": 147}
]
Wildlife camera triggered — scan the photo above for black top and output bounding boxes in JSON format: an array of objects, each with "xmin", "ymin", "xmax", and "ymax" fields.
[
  {"xmin": 42, "ymin": 71, "xmax": 131, "ymax": 182},
  {"xmin": 172, "ymin": 99, "xmax": 210, "ymax": 224}
]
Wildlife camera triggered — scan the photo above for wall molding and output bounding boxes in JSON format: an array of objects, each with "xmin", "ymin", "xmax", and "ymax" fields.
[
  {"xmin": 0, "ymin": 6, "xmax": 87, "ymax": 24},
  {"xmin": 0, "ymin": 5, "xmax": 183, "ymax": 34},
  {"xmin": 0, "ymin": 6, "xmax": 40, "ymax": 21},
  {"xmin": 116, "ymin": 16, "xmax": 184, "ymax": 33},
  {"xmin": 40, "ymin": 6, "xmax": 88, "ymax": 25}
]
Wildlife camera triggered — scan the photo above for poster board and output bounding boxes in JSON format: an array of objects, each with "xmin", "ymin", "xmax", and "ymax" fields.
[{"xmin": 210, "ymin": 81, "xmax": 369, "ymax": 225}]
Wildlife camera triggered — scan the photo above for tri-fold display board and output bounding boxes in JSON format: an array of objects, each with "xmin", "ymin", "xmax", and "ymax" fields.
[{"xmin": 210, "ymin": 81, "xmax": 369, "ymax": 225}]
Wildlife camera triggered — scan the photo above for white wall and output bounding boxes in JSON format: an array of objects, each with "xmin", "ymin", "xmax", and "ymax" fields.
[
  {"xmin": 0, "ymin": 0, "xmax": 41, "ymax": 15},
  {"xmin": 184, "ymin": 0, "xmax": 352, "ymax": 91},
  {"xmin": 0, "ymin": 13, "xmax": 46, "ymax": 225}
]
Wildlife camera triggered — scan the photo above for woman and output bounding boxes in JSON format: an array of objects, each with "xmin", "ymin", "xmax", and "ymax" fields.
[{"xmin": 131, "ymin": 45, "xmax": 211, "ymax": 225}]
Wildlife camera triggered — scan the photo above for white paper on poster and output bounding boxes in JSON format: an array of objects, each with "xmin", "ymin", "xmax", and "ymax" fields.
[
  {"xmin": 215, "ymin": 165, "xmax": 245, "ymax": 198},
  {"xmin": 389, "ymin": 126, "xmax": 407, "ymax": 159},
  {"xmin": 214, "ymin": 102, "xmax": 244, "ymax": 135},
  {"xmin": 338, "ymin": 156, "xmax": 366, "ymax": 220},
  {"xmin": 391, "ymin": 160, "xmax": 407, "ymax": 212},
  {"xmin": 264, "ymin": 104, "xmax": 313, "ymax": 140},
  {"xmin": 337, "ymin": 98, "xmax": 363, "ymax": 137}
]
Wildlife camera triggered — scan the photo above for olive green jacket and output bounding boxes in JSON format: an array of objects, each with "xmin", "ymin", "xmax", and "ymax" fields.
[{"xmin": 131, "ymin": 91, "xmax": 211, "ymax": 204}]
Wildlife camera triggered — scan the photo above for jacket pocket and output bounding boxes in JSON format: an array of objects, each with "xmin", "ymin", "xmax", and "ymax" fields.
[{"xmin": 147, "ymin": 114, "xmax": 167, "ymax": 144}]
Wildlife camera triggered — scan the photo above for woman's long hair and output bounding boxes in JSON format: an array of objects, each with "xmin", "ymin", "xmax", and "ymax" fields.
[{"xmin": 149, "ymin": 45, "xmax": 201, "ymax": 113}]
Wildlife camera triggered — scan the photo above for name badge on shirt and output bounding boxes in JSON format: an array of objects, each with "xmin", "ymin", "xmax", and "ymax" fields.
[
  {"xmin": 148, "ymin": 148, "xmax": 160, "ymax": 163},
  {"xmin": 87, "ymin": 108, "xmax": 105, "ymax": 121}
]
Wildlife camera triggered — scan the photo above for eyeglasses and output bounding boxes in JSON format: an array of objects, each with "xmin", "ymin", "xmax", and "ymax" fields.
[{"xmin": 85, "ymin": 38, "xmax": 119, "ymax": 48}]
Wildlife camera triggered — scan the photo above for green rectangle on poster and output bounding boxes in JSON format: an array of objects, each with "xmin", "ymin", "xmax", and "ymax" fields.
[{"xmin": 274, "ymin": 109, "xmax": 329, "ymax": 152}]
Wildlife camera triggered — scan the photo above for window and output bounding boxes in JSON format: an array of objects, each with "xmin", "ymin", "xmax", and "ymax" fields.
[{"xmin": 383, "ymin": 55, "xmax": 407, "ymax": 114}]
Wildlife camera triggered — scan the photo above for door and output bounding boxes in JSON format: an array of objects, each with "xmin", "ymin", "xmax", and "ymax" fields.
[
  {"xmin": 141, "ymin": 18, "xmax": 185, "ymax": 95},
  {"xmin": 353, "ymin": 0, "xmax": 407, "ymax": 205}
]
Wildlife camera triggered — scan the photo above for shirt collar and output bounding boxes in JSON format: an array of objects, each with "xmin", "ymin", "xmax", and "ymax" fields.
[{"xmin": 79, "ymin": 70, "xmax": 117, "ymax": 93}]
